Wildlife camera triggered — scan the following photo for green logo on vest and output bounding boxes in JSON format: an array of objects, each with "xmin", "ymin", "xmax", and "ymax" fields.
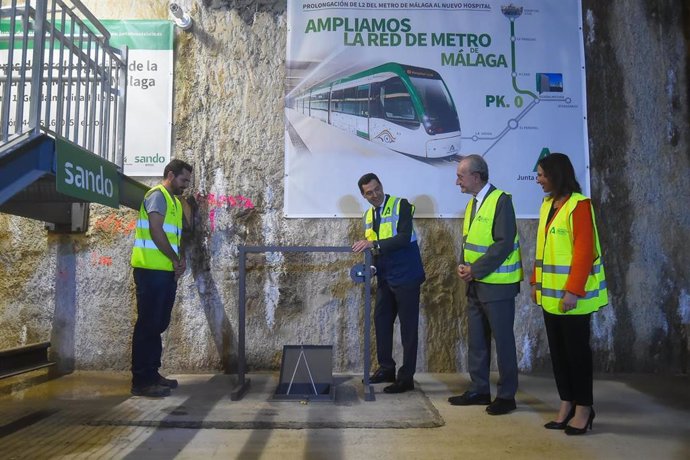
[
  {"xmin": 476, "ymin": 215, "xmax": 490, "ymax": 223},
  {"xmin": 550, "ymin": 226, "xmax": 568, "ymax": 236}
]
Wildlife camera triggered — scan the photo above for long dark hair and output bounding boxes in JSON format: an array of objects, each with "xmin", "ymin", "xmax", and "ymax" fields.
[{"xmin": 537, "ymin": 153, "xmax": 581, "ymax": 197}]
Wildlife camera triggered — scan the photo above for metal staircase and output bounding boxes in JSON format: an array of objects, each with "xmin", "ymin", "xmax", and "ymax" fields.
[
  {"xmin": 0, "ymin": 0, "xmax": 148, "ymax": 232},
  {"xmin": 0, "ymin": 0, "xmax": 150, "ymax": 377}
]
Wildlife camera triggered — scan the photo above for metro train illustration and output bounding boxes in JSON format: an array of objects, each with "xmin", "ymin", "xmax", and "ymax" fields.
[{"xmin": 289, "ymin": 62, "xmax": 461, "ymax": 158}]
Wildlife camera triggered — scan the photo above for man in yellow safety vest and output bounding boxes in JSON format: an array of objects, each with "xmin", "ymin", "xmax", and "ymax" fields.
[
  {"xmin": 130, "ymin": 159, "xmax": 192, "ymax": 397},
  {"xmin": 352, "ymin": 173, "xmax": 425, "ymax": 394},
  {"xmin": 448, "ymin": 154, "xmax": 523, "ymax": 415}
]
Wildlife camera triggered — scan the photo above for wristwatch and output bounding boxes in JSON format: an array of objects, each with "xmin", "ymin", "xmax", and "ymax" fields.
[{"xmin": 373, "ymin": 241, "xmax": 380, "ymax": 253}]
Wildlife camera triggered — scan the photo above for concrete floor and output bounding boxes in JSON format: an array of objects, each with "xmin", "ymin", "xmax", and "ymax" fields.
[{"xmin": 0, "ymin": 370, "xmax": 688, "ymax": 459}]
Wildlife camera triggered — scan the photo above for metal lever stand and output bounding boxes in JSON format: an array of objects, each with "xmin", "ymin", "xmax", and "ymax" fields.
[{"xmin": 233, "ymin": 246, "xmax": 375, "ymax": 402}]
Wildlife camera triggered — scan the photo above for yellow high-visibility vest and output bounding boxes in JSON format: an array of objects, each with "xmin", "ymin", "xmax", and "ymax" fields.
[
  {"xmin": 462, "ymin": 188, "xmax": 523, "ymax": 284},
  {"xmin": 363, "ymin": 195, "xmax": 417, "ymax": 242},
  {"xmin": 534, "ymin": 193, "xmax": 608, "ymax": 314},
  {"xmin": 130, "ymin": 184, "xmax": 182, "ymax": 271}
]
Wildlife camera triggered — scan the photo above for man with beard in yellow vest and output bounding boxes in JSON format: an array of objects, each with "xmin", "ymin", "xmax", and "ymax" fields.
[
  {"xmin": 352, "ymin": 173, "xmax": 426, "ymax": 394},
  {"xmin": 130, "ymin": 159, "xmax": 192, "ymax": 397},
  {"xmin": 448, "ymin": 154, "xmax": 523, "ymax": 415}
]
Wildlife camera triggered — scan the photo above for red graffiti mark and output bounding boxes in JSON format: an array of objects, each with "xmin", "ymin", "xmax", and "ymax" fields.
[
  {"xmin": 196, "ymin": 193, "xmax": 255, "ymax": 210},
  {"xmin": 209, "ymin": 208, "xmax": 217, "ymax": 232},
  {"xmin": 239, "ymin": 196, "xmax": 255, "ymax": 208},
  {"xmin": 90, "ymin": 253, "xmax": 113, "ymax": 266},
  {"xmin": 195, "ymin": 193, "xmax": 255, "ymax": 232},
  {"xmin": 94, "ymin": 213, "xmax": 137, "ymax": 235},
  {"xmin": 125, "ymin": 218, "xmax": 137, "ymax": 233}
]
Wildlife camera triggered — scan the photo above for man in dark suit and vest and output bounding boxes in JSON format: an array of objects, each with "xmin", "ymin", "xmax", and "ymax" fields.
[
  {"xmin": 352, "ymin": 173, "xmax": 426, "ymax": 394},
  {"xmin": 130, "ymin": 159, "xmax": 192, "ymax": 397},
  {"xmin": 448, "ymin": 154, "xmax": 523, "ymax": 415}
]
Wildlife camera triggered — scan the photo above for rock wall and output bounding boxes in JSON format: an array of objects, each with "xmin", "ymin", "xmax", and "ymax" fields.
[
  {"xmin": 584, "ymin": 0, "xmax": 690, "ymax": 372},
  {"xmin": 0, "ymin": 0, "xmax": 687, "ymax": 375}
]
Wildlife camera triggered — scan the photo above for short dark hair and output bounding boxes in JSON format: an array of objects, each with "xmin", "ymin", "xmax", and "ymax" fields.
[
  {"xmin": 357, "ymin": 172, "xmax": 381, "ymax": 194},
  {"xmin": 164, "ymin": 159, "xmax": 193, "ymax": 178},
  {"xmin": 537, "ymin": 152, "xmax": 581, "ymax": 197}
]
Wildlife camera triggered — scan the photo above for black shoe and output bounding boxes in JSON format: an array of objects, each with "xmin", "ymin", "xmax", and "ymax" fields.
[
  {"xmin": 544, "ymin": 406, "xmax": 575, "ymax": 430},
  {"xmin": 448, "ymin": 391, "xmax": 491, "ymax": 406},
  {"xmin": 157, "ymin": 374, "xmax": 178, "ymax": 389},
  {"xmin": 365, "ymin": 368, "xmax": 396, "ymax": 384},
  {"xmin": 383, "ymin": 380, "xmax": 414, "ymax": 394},
  {"xmin": 131, "ymin": 384, "xmax": 171, "ymax": 397},
  {"xmin": 565, "ymin": 407, "xmax": 595, "ymax": 435},
  {"xmin": 486, "ymin": 398, "xmax": 517, "ymax": 415}
]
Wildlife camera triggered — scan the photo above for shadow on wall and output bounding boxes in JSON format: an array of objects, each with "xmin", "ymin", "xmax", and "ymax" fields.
[
  {"xmin": 338, "ymin": 194, "xmax": 362, "ymax": 216},
  {"xmin": 186, "ymin": 196, "xmax": 237, "ymax": 372},
  {"xmin": 412, "ymin": 194, "xmax": 437, "ymax": 216}
]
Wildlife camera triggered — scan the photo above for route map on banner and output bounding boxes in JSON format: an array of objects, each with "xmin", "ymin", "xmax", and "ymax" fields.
[{"xmin": 284, "ymin": 0, "xmax": 589, "ymax": 218}]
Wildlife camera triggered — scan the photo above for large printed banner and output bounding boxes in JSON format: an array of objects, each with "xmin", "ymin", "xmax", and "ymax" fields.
[{"xmin": 285, "ymin": 1, "xmax": 589, "ymax": 218}]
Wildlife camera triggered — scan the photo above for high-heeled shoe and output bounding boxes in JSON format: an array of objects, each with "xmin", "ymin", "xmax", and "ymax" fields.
[
  {"xmin": 565, "ymin": 407, "xmax": 595, "ymax": 435},
  {"xmin": 544, "ymin": 406, "xmax": 575, "ymax": 430}
]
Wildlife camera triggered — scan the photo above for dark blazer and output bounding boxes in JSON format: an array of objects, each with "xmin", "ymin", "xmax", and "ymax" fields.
[{"xmin": 461, "ymin": 184, "xmax": 521, "ymax": 303}]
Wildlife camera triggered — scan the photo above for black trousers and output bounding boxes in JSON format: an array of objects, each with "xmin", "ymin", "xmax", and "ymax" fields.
[
  {"xmin": 132, "ymin": 268, "xmax": 177, "ymax": 387},
  {"xmin": 374, "ymin": 281, "xmax": 421, "ymax": 382},
  {"xmin": 543, "ymin": 310, "xmax": 593, "ymax": 406}
]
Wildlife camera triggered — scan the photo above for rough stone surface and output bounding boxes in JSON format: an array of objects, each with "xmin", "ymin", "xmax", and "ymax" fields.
[
  {"xmin": 0, "ymin": 0, "xmax": 688, "ymax": 375},
  {"xmin": 583, "ymin": 0, "xmax": 690, "ymax": 372}
]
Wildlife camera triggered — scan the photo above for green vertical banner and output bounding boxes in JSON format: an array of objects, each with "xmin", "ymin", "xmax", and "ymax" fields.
[{"xmin": 56, "ymin": 137, "xmax": 120, "ymax": 208}]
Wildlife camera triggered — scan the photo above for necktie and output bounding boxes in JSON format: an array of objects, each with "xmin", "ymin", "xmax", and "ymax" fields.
[
  {"xmin": 373, "ymin": 206, "xmax": 381, "ymax": 233},
  {"xmin": 470, "ymin": 198, "xmax": 477, "ymax": 224}
]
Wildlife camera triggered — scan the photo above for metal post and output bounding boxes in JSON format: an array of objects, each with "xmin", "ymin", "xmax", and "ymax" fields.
[
  {"xmin": 1, "ymin": 0, "xmax": 19, "ymax": 142},
  {"xmin": 53, "ymin": 6, "xmax": 67, "ymax": 136},
  {"xmin": 231, "ymin": 245, "xmax": 250, "ymax": 400},
  {"xmin": 363, "ymin": 248, "xmax": 375, "ymax": 401},
  {"xmin": 63, "ymin": 17, "xmax": 75, "ymax": 138},
  {"xmin": 114, "ymin": 46, "xmax": 127, "ymax": 168},
  {"xmin": 86, "ymin": 37, "xmax": 96, "ymax": 152},
  {"xmin": 72, "ymin": 26, "xmax": 84, "ymax": 144},
  {"xmin": 29, "ymin": 0, "xmax": 48, "ymax": 135},
  {"xmin": 14, "ymin": 1, "xmax": 30, "ymax": 133},
  {"xmin": 42, "ymin": 0, "xmax": 58, "ymax": 130}
]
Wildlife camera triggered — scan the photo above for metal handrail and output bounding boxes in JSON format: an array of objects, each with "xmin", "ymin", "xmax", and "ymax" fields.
[{"xmin": 0, "ymin": 0, "xmax": 127, "ymax": 168}]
